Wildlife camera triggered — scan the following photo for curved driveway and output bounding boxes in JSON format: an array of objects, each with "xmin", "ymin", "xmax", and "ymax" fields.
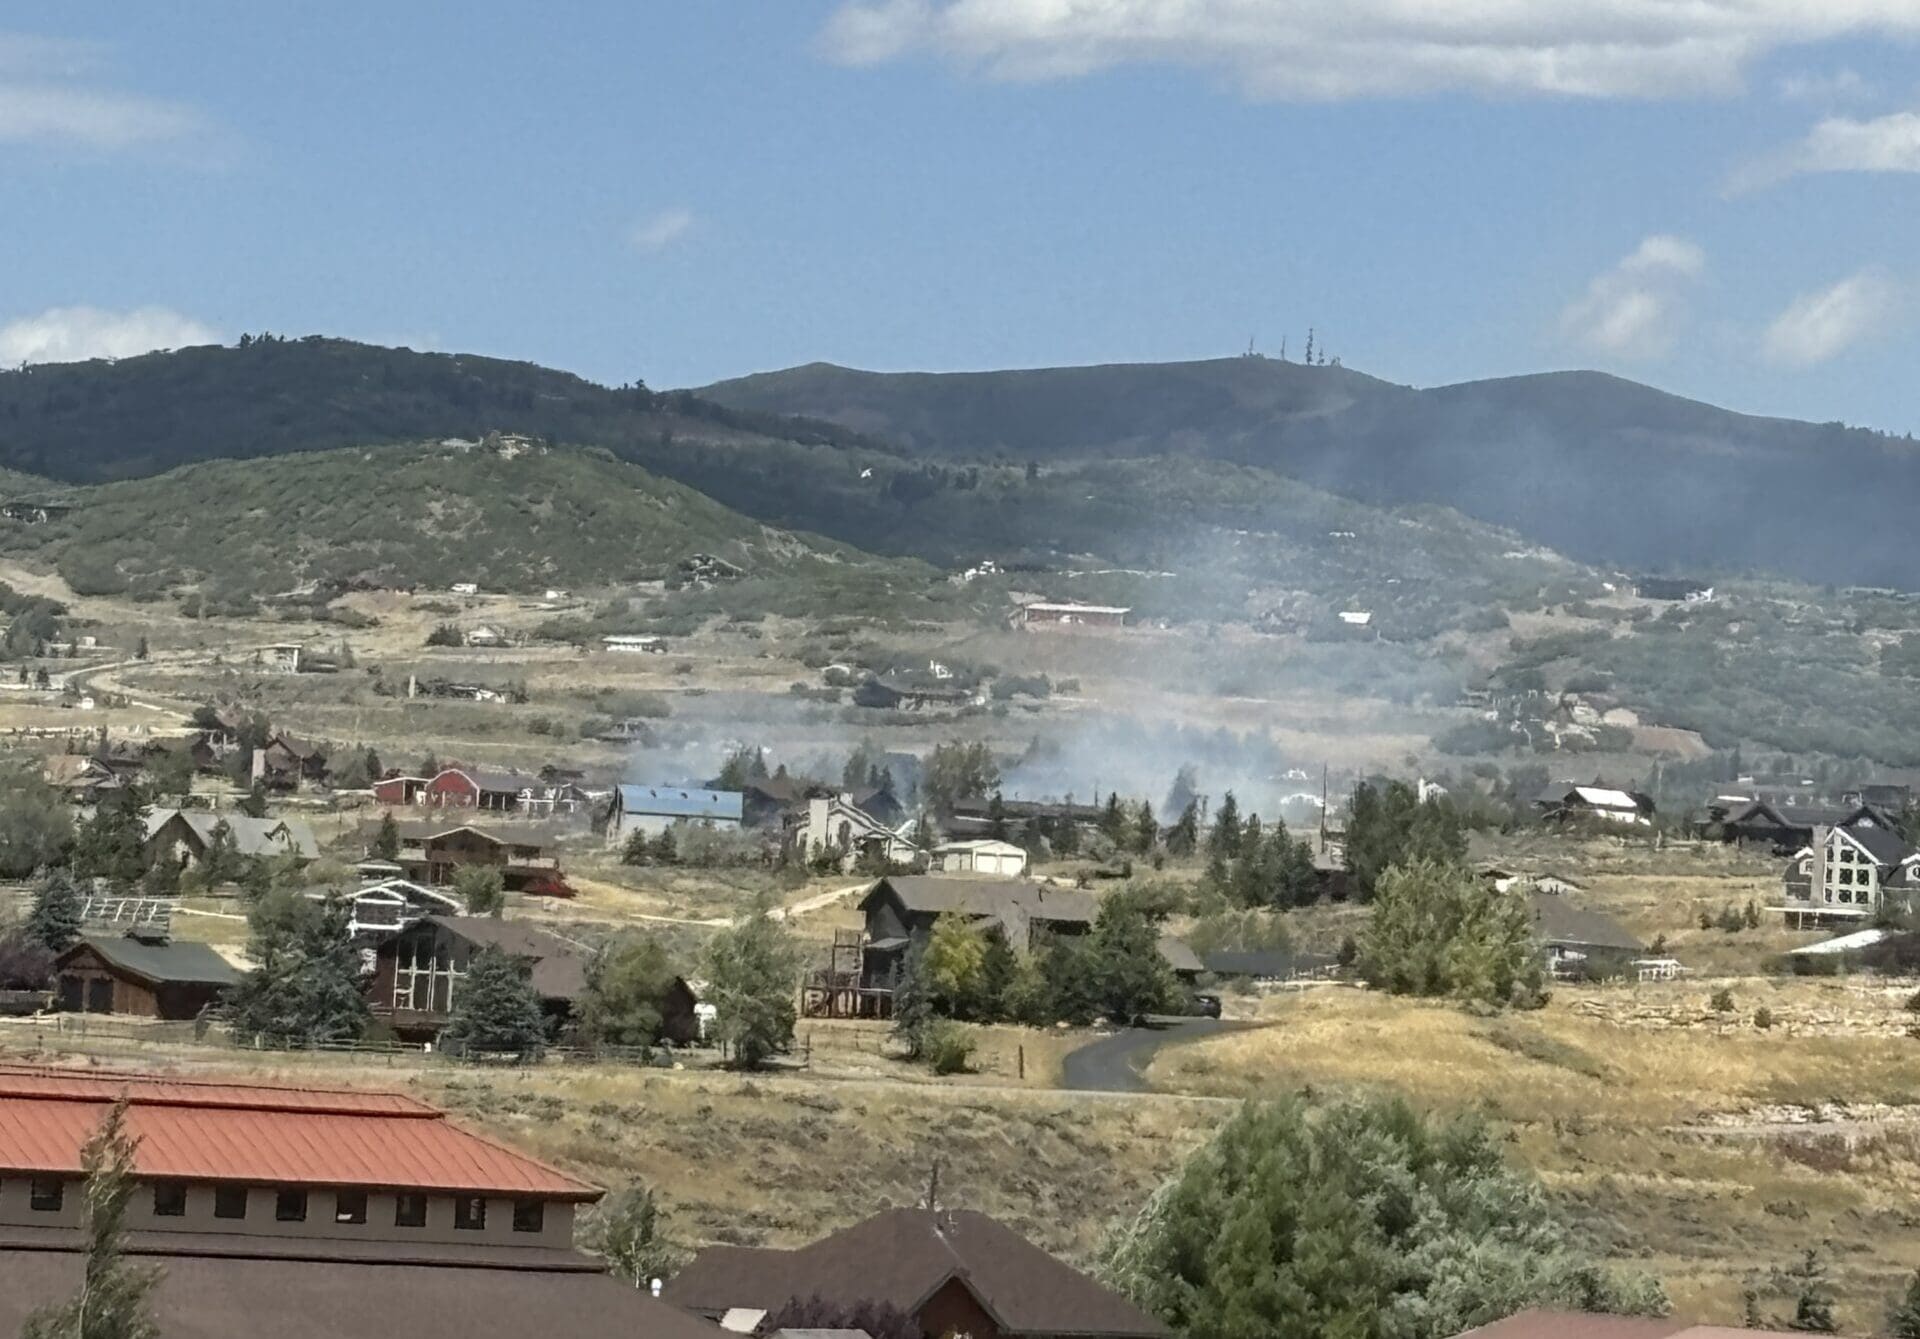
[{"xmin": 1059, "ymin": 1018, "xmax": 1263, "ymax": 1093}]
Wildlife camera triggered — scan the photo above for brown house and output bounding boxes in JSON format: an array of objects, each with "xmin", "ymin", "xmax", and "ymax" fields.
[
  {"xmin": 666, "ymin": 1207, "xmax": 1166, "ymax": 1339},
  {"xmin": 259, "ymin": 733, "xmax": 329, "ymax": 790},
  {"xmin": 385, "ymin": 819, "xmax": 565, "ymax": 892},
  {"xmin": 53, "ymin": 935, "xmax": 241, "ymax": 1019},
  {"xmin": 369, "ymin": 916, "xmax": 588, "ymax": 1043}
]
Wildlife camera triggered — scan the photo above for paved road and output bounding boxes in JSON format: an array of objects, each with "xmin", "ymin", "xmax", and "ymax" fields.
[{"xmin": 1059, "ymin": 1018, "xmax": 1261, "ymax": 1093}]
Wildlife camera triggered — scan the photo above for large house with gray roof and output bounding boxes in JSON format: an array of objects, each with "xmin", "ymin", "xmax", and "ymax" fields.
[
  {"xmin": 604, "ymin": 784, "xmax": 744, "ymax": 847},
  {"xmin": 144, "ymin": 809, "xmax": 320, "ymax": 870},
  {"xmin": 1781, "ymin": 822, "xmax": 1920, "ymax": 927}
]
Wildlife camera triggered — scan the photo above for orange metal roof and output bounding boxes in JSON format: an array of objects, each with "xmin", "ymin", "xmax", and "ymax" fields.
[{"xmin": 0, "ymin": 1066, "xmax": 598, "ymax": 1201}]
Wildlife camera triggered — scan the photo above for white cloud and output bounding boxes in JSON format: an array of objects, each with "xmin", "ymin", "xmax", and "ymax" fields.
[
  {"xmin": 1761, "ymin": 271, "xmax": 1903, "ymax": 367},
  {"xmin": 1729, "ymin": 110, "xmax": 1920, "ymax": 192},
  {"xmin": 1559, "ymin": 235, "xmax": 1705, "ymax": 361},
  {"xmin": 0, "ymin": 30, "xmax": 205, "ymax": 150},
  {"xmin": 819, "ymin": 1, "xmax": 1920, "ymax": 101},
  {"xmin": 628, "ymin": 208, "xmax": 695, "ymax": 254},
  {"xmin": 1775, "ymin": 67, "xmax": 1876, "ymax": 103},
  {"xmin": 0, "ymin": 306, "xmax": 219, "ymax": 366}
]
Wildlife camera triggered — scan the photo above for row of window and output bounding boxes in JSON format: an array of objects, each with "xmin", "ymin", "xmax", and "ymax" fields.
[{"xmin": 16, "ymin": 1179, "xmax": 544, "ymax": 1233}]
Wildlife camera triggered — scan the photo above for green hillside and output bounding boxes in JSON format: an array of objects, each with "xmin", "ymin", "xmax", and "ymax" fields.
[
  {"xmin": 0, "ymin": 441, "xmax": 931, "ymax": 609},
  {"xmin": 700, "ymin": 357, "xmax": 1920, "ymax": 589}
]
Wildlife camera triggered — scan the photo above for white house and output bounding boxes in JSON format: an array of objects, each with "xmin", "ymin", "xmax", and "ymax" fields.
[
  {"xmin": 602, "ymin": 635, "xmax": 667, "ymax": 655},
  {"xmin": 931, "ymin": 839, "xmax": 1029, "ymax": 877},
  {"xmin": 789, "ymin": 795, "xmax": 919, "ymax": 872},
  {"xmin": 449, "ymin": 582, "xmax": 479, "ymax": 596},
  {"xmin": 1780, "ymin": 823, "xmax": 1917, "ymax": 926}
]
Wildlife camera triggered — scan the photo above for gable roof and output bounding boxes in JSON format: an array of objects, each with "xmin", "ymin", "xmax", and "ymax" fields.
[
  {"xmin": 1156, "ymin": 935, "xmax": 1202, "ymax": 975},
  {"xmin": 616, "ymin": 785, "xmax": 744, "ymax": 823},
  {"xmin": 665, "ymin": 1208, "xmax": 1165, "ymax": 1338},
  {"xmin": 56, "ymin": 937, "xmax": 242, "ymax": 988},
  {"xmin": 1527, "ymin": 893, "xmax": 1644, "ymax": 953},
  {"xmin": 387, "ymin": 819, "xmax": 563, "ymax": 849},
  {"xmin": 1537, "ymin": 784, "xmax": 1648, "ymax": 812},
  {"xmin": 417, "ymin": 917, "xmax": 589, "ymax": 1001},
  {"xmin": 1834, "ymin": 821, "xmax": 1912, "ymax": 868},
  {"xmin": 0, "ymin": 1064, "xmax": 598, "ymax": 1200},
  {"xmin": 145, "ymin": 810, "xmax": 321, "ymax": 861}
]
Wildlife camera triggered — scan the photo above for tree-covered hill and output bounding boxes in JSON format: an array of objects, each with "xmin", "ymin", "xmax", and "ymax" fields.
[
  {"xmin": 700, "ymin": 357, "xmax": 1920, "ymax": 588},
  {"xmin": 0, "ymin": 441, "xmax": 919, "ymax": 607}
]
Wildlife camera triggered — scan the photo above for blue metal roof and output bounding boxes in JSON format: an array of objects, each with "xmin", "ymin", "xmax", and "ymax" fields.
[{"xmin": 615, "ymin": 784, "xmax": 744, "ymax": 822}]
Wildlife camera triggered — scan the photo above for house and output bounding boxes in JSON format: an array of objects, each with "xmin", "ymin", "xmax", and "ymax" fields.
[
  {"xmin": 1534, "ymin": 783, "xmax": 1655, "ymax": 827},
  {"xmin": 385, "ymin": 819, "xmax": 565, "ymax": 892},
  {"xmin": 308, "ymin": 875, "xmax": 462, "ymax": 941},
  {"xmin": 254, "ymin": 643, "xmax": 302, "ymax": 673},
  {"xmin": 41, "ymin": 754, "xmax": 118, "ymax": 804},
  {"xmin": 852, "ymin": 675, "xmax": 977, "ymax": 711},
  {"xmin": 1716, "ymin": 797, "xmax": 1898, "ymax": 852},
  {"xmin": 789, "ymin": 794, "xmax": 919, "ymax": 872},
  {"xmin": 944, "ymin": 795, "xmax": 1106, "ymax": 844},
  {"xmin": 1847, "ymin": 782, "xmax": 1912, "ymax": 813},
  {"xmin": 1780, "ymin": 823, "xmax": 1917, "ymax": 927},
  {"xmin": 449, "ymin": 581, "xmax": 480, "ymax": 595},
  {"xmin": 1633, "ymin": 576, "xmax": 1713, "ymax": 601},
  {"xmin": 1201, "ymin": 949, "xmax": 1340, "ymax": 983},
  {"xmin": 1455, "ymin": 1308, "xmax": 1797, "ymax": 1339},
  {"xmin": 605, "ymin": 784, "xmax": 744, "ymax": 847},
  {"xmin": 464, "ymin": 626, "xmax": 506, "ymax": 648},
  {"xmin": 0, "ymin": 1066, "xmax": 716, "ymax": 1339},
  {"xmin": 666, "ymin": 1207, "xmax": 1166, "ymax": 1339},
  {"xmin": 738, "ymin": 774, "xmax": 830, "ymax": 828},
  {"xmin": 850, "ymin": 876, "xmax": 1105, "ymax": 1003},
  {"xmin": 52, "ymin": 935, "xmax": 241, "ymax": 1018},
  {"xmin": 1526, "ymin": 892, "xmax": 1646, "ymax": 978},
  {"xmin": 931, "ymin": 839, "xmax": 1029, "ymax": 877},
  {"xmin": 1019, "ymin": 602, "xmax": 1131, "ymax": 629},
  {"xmin": 257, "ymin": 732, "xmax": 329, "ymax": 790},
  {"xmin": 1337, "ymin": 610, "xmax": 1374, "ymax": 627},
  {"xmin": 602, "ymin": 634, "xmax": 667, "ymax": 654},
  {"xmin": 369, "ymin": 915, "xmax": 589, "ymax": 1042},
  {"xmin": 143, "ymin": 809, "xmax": 321, "ymax": 869}
]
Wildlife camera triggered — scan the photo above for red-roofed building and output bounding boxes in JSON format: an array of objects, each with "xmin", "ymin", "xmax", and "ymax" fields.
[{"xmin": 0, "ymin": 1064, "xmax": 594, "ymax": 1253}]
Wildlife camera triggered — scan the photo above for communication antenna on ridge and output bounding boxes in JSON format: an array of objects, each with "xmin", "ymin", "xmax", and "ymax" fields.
[{"xmin": 1245, "ymin": 333, "xmax": 1257, "ymax": 357}]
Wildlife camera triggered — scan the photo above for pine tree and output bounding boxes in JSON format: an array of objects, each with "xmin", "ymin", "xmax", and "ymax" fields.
[
  {"xmin": 444, "ymin": 945, "xmax": 548, "ymax": 1057},
  {"xmin": 20, "ymin": 1099, "xmax": 161, "ymax": 1339},
  {"xmin": 891, "ymin": 940, "xmax": 934, "ymax": 1056},
  {"xmin": 651, "ymin": 827, "xmax": 678, "ymax": 865},
  {"xmin": 372, "ymin": 811, "xmax": 401, "ymax": 861},
  {"xmin": 227, "ymin": 893, "xmax": 370, "ymax": 1046},
  {"xmin": 1886, "ymin": 1269, "xmax": 1920, "ymax": 1339},
  {"xmin": 133, "ymin": 636, "xmax": 149, "ymax": 661},
  {"xmin": 1208, "ymin": 791, "xmax": 1242, "ymax": 859},
  {"xmin": 1132, "ymin": 800, "xmax": 1158, "ymax": 855},
  {"xmin": 1100, "ymin": 791, "xmax": 1127, "ymax": 843},
  {"xmin": 1166, "ymin": 799, "xmax": 1200, "ymax": 857},
  {"xmin": 621, "ymin": 828, "xmax": 651, "ymax": 866},
  {"xmin": 26, "ymin": 869, "xmax": 84, "ymax": 953},
  {"xmin": 1786, "ymin": 1249, "xmax": 1837, "ymax": 1333},
  {"xmin": 72, "ymin": 787, "xmax": 148, "ymax": 889}
]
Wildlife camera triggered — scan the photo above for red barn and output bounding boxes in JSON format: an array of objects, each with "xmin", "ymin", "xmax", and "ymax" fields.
[{"xmin": 372, "ymin": 774, "xmax": 431, "ymax": 805}]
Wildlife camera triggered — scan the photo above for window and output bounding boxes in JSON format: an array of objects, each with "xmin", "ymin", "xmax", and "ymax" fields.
[
  {"xmin": 334, "ymin": 1190, "xmax": 368, "ymax": 1225},
  {"xmin": 275, "ymin": 1188, "xmax": 308, "ymax": 1223},
  {"xmin": 30, "ymin": 1178, "xmax": 63, "ymax": 1212},
  {"xmin": 152, "ymin": 1183, "xmax": 187, "ymax": 1218},
  {"xmin": 394, "ymin": 1193, "xmax": 427, "ymax": 1228},
  {"xmin": 214, "ymin": 1186, "xmax": 248, "ymax": 1220},
  {"xmin": 512, "ymin": 1199, "xmax": 545, "ymax": 1233},
  {"xmin": 453, "ymin": 1196, "xmax": 486, "ymax": 1231}
]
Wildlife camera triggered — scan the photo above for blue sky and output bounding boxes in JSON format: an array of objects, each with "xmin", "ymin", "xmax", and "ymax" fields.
[{"xmin": 4, "ymin": 3, "xmax": 1919, "ymax": 431}]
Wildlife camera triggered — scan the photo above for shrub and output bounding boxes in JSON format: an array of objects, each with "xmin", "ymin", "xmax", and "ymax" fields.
[
  {"xmin": 1753, "ymin": 1006, "xmax": 1775, "ymax": 1030},
  {"xmin": 921, "ymin": 1020, "xmax": 977, "ymax": 1075},
  {"xmin": 1710, "ymin": 986, "xmax": 1736, "ymax": 1013}
]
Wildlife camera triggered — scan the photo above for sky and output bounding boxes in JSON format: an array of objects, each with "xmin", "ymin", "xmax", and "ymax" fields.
[{"xmin": 4, "ymin": 3, "xmax": 1919, "ymax": 431}]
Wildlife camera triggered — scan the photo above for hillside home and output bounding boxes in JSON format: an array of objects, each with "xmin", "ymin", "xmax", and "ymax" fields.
[
  {"xmin": 1716, "ymin": 798, "xmax": 1898, "ymax": 853},
  {"xmin": 789, "ymin": 794, "xmax": 919, "ymax": 872},
  {"xmin": 52, "ymin": 934, "xmax": 241, "ymax": 1018},
  {"xmin": 418, "ymin": 765, "xmax": 585, "ymax": 815},
  {"xmin": 254, "ymin": 643, "xmax": 302, "ymax": 673},
  {"xmin": 464, "ymin": 626, "xmax": 506, "ymax": 648},
  {"xmin": 931, "ymin": 839, "xmax": 1029, "ymax": 877},
  {"xmin": 370, "ymin": 916, "xmax": 588, "ymax": 1043},
  {"xmin": 604, "ymin": 784, "xmax": 744, "ymax": 846},
  {"xmin": 307, "ymin": 873, "xmax": 461, "ymax": 941},
  {"xmin": 601, "ymin": 634, "xmax": 667, "ymax": 654},
  {"xmin": 666, "ymin": 1208, "xmax": 1166, "ymax": 1339},
  {"xmin": 386, "ymin": 819, "xmax": 565, "ymax": 892},
  {"xmin": 1526, "ymin": 893, "xmax": 1647, "ymax": 979},
  {"xmin": 1534, "ymin": 783, "xmax": 1655, "ymax": 826},
  {"xmin": 371, "ymin": 772, "xmax": 434, "ymax": 805},
  {"xmin": 257, "ymin": 732, "xmax": 329, "ymax": 790},
  {"xmin": 0, "ymin": 1066, "xmax": 717, "ymax": 1339},
  {"xmin": 945, "ymin": 794, "xmax": 1106, "ymax": 845},
  {"xmin": 42, "ymin": 754, "xmax": 118, "ymax": 804},
  {"xmin": 1781, "ymin": 823, "xmax": 1918, "ymax": 927},
  {"xmin": 1019, "ymin": 602, "xmax": 1131, "ymax": 629},
  {"xmin": 852, "ymin": 675, "xmax": 977, "ymax": 711},
  {"xmin": 143, "ymin": 809, "xmax": 320, "ymax": 869}
]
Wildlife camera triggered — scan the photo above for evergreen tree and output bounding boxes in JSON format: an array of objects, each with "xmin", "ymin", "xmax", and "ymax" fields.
[
  {"xmin": 72, "ymin": 787, "xmax": 148, "ymax": 888},
  {"xmin": 1361, "ymin": 858, "xmax": 1542, "ymax": 1006},
  {"xmin": 26, "ymin": 869, "xmax": 84, "ymax": 953},
  {"xmin": 1208, "ymin": 791, "xmax": 1242, "ymax": 859},
  {"xmin": 226, "ymin": 893, "xmax": 369, "ymax": 1046},
  {"xmin": 975, "ymin": 933, "xmax": 1017, "ymax": 1020},
  {"xmin": 579, "ymin": 933, "xmax": 678, "ymax": 1049},
  {"xmin": 1132, "ymin": 800, "xmax": 1158, "ymax": 855},
  {"xmin": 651, "ymin": 826, "xmax": 679, "ymax": 865},
  {"xmin": 201, "ymin": 819, "xmax": 243, "ymax": 885},
  {"xmin": 444, "ymin": 945, "xmax": 548, "ymax": 1057},
  {"xmin": 0, "ymin": 762, "xmax": 73, "ymax": 878},
  {"xmin": 134, "ymin": 636, "xmax": 149, "ymax": 661},
  {"xmin": 20, "ymin": 1099, "xmax": 161, "ymax": 1339},
  {"xmin": 1786, "ymin": 1250, "xmax": 1837, "ymax": 1334},
  {"xmin": 620, "ymin": 828, "xmax": 651, "ymax": 866},
  {"xmin": 1100, "ymin": 791, "xmax": 1127, "ymax": 844},
  {"xmin": 1102, "ymin": 1096, "xmax": 1667, "ymax": 1339},
  {"xmin": 891, "ymin": 939, "xmax": 935, "ymax": 1056},
  {"xmin": 702, "ymin": 898, "xmax": 801, "ymax": 1068},
  {"xmin": 140, "ymin": 853, "xmax": 181, "ymax": 899},
  {"xmin": 988, "ymin": 790, "xmax": 1009, "ymax": 841},
  {"xmin": 579, "ymin": 1181, "xmax": 679, "ymax": 1288},
  {"xmin": 1166, "ymin": 799, "xmax": 1200, "ymax": 857},
  {"xmin": 1886, "ymin": 1268, "xmax": 1920, "ymax": 1339},
  {"xmin": 1085, "ymin": 891, "xmax": 1179, "ymax": 1022},
  {"xmin": 373, "ymin": 810, "xmax": 401, "ymax": 861}
]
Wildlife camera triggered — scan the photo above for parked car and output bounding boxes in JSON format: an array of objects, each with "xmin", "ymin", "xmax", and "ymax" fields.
[{"xmin": 1189, "ymin": 992, "xmax": 1222, "ymax": 1019}]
